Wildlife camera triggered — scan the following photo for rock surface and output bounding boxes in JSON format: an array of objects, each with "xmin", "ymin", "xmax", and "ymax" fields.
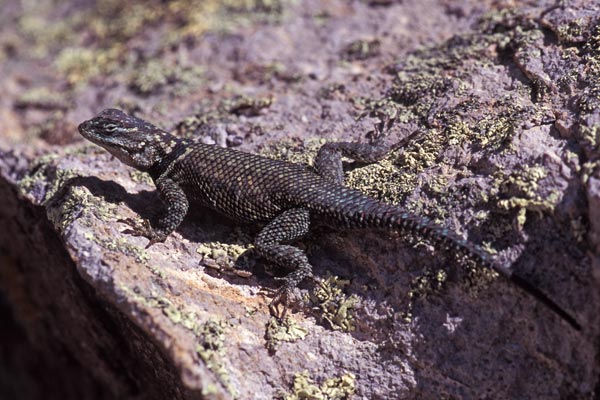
[{"xmin": 0, "ymin": 0, "xmax": 599, "ymax": 399}]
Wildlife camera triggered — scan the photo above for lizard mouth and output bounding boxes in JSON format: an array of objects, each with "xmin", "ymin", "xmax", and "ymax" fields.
[
  {"xmin": 77, "ymin": 119, "xmax": 105, "ymax": 145},
  {"xmin": 77, "ymin": 120, "xmax": 92, "ymax": 136},
  {"xmin": 77, "ymin": 119, "xmax": 110, "ymax": 150}
]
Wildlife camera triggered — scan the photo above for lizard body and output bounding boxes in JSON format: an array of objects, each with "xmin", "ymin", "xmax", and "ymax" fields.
[{"xmin": 78, "ymin": 108, "xmax": 580, "ymax": 329}]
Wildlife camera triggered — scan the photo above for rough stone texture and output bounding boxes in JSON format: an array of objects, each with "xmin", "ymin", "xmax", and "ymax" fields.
[{"xmin": 0, "ymin": 0, "xmax": 599, "ymax": 399}]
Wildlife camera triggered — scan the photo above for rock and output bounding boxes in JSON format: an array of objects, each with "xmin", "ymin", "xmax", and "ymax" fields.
[{"xmin": 0, "ymin": 0, "xmax": 598, "ymax": 399}]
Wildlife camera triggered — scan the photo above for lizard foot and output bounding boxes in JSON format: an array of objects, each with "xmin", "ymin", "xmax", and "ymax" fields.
[
  {"xmin": 268, "ymin": 265, "xmax": 315, "ymax": 318},
  {"xmin": 268, "ymin": 284, "xmax": 292, "ymax": 320},
  {"xmin": 309, "ymin": 275, "xmax": 327, "ymax": 292},
  {"xmin": 118, "ymin": 217, "xmax": 167, "ymax": 248},
  {"xmin": 268, "ymin": 272, "xmax": 315, "ymax": 319}
]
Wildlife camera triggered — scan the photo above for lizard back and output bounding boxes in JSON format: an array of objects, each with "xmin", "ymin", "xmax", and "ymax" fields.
[{"xmin": 170, "ymin": 142, "xmax": 332, "ymax": 223}]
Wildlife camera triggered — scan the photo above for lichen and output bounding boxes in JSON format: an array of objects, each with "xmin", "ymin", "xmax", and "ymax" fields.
[
  {"xmin": 222, "ymin": 94, "xmax": 275, "ymax": 117},
  {"xmin": 14, "ymin": 87, "xmax": 69, "ymax": 110},
  {"xmin": 129, "ymin": 60, "xmax": 205, "ymax": 96},
  {"xmin": 196, "ymin": 238, "xmax": 253, "ymax": 276},
  {"xmin": 196, "ymin": 319, "xmax": 237, "ymax": 398},
  {"xmin": 308, "ymin": 275, "xmax": 358, "ymax": 332},
  {"xmin": 553, "ymin": 18, "xmax": 589, "ymax": 44},
  {"xmin": 129, "ymin": 170, "xmax": 154, "ymax": 185},
  {"xmin": 490, "ymin": 165, "xmax": 561, "ymax": 229},
  {"xmin": 258, "ymin": 136, "xmax": 417, "ymax": 206},
  {"xmin": 345, "ymin": 158, "xmax": 414, "ymax": 205},
  {"xmin": 402, "ymin": 267, "xmax": 448, "ymax": 323},
  {"xmin": 265, "ymin": 316, "xmax": 309, "ymax": 352},
  {"xmin": 16, "ymin": 0, "xmax": 288, "ymax": 87},
  {"xmin": 18, "ymin": 155, "xmax": 77, "ymax": 206},
  {"xmin": 280, "ymin": 371, "xmax": 356, "ymax": 400},
  {"xmin": 122, "ymin": 286, "xmax": 237, "ymax": 397},
  {"xmin": 86, "ymin": 233, "xmax": 153, "ymax": 264},
  {"xmin": 55, "ymin": 46, "xmax": 121, "ymax": 86},
  {"xmin": 48, "ymin": 185, "xmax": 118, "ymax": 234},
  {"xmin": 258, "ymin": 137, "xmax": 322, "ymax": 166}
]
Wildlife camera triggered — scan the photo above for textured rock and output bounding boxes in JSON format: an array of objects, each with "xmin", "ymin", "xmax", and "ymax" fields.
[{"xmin": 0, "ymin": 0, "xmax": 599, "ymax": 399}]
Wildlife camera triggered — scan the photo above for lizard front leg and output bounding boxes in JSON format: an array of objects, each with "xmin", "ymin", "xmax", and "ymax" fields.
[
  {"xmin": 315, "ymin": 129, "xmax": 422, "ymax": 184},
  {"xmin": 121, "ymin": 177, "xmax": 189, "ymax": 247},
  {"xmin": 254, "ymin": 208, "xmax": 313, "ymax": 318}
]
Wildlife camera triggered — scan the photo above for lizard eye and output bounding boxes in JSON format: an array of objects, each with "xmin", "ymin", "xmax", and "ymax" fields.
[{"xmin": 104, "ymin": 123, "xmax": 118, "ymax": 133}]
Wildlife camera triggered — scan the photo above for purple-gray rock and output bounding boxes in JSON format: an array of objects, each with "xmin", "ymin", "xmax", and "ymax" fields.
[{"xmin": 0, "ymin": 0, "xmax": 598, "ymax": 399}]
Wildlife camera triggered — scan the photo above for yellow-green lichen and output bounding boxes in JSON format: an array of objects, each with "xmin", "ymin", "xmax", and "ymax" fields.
[
  {"xmin": 18, "ymin": 5, "xmax": 80, "ymax": 59},
  {"xmin": 403, "ymin": 253, "xmax": 498, "ymax": 322},
  {"xmin": 260, "ymin": 136, "xmax": 416, "ymax": 206},
  {"xmin": 222, "ymin": 94, "xmax": 275, "ymax": 117},
  {"xmin": 345, "ymin": 158, "xmax": 414, "ymax": 205},
  {"xmin": 281, "ymin": 371, "xmax": 356, "ymax": 400},
  {"xmin": 123, "ymin": 288, "xmax": 219, "ymax": 339},
  {"xmin": 18, "ymin": 155, "xmax": 77, "ymax": 205},
  {"xmin": 578, "ymin": 124, "xmax": 600, "ymax": 153},
  {"xmin": 362, "ymin": 7, "xmax": 549, "ymax": 159},
  {"xmin": 582, "ymin": 161, "xmax": 599, "ymax": 185},
  {"xmin": 491, "ymin": 165, "xmax": 561, "ymax": 229},
  {"xmin": 129, "ymin": 170, "xmax": 154, "ymax": 185},
  {"xmin": 17, "ymin": 0, "xmax": 288, "ymax": 87},
  {"xmin": 88, "ymin": 233, "xmax": 152, "ymax": 263},
  {"xmin": 47, "ymin": 185, "xmax": 118, "ymax": 233},
  {"xmin": 553, "ymin": 18, "xmax": 588, "ymax": 44},
  {"xmin": 121, "ymin": 286, "xmax": 236, "ymax": 397},
  {"xmin": 55, "ymin": 45, "xmax": 122, "ymax": 86},
  {"xmin": 472, "ymin": 115, "xmax": 515, "ymax": 150},
  {"xmin": 309, "ymin": 275, "xmax": 358, "ymax": 332},
  {"xmin": 392, "ymin": 128, "xmax": 447, "ymax": 173},
  {"xmin": 196, "ymin": 319, "xmax": 238, "ymax": 398},
  {"xmin": 196, "ymin": 228, "xmax": 254, "ymax": 275},
  {"xmin": 258, "ymin": 137, "xmax": 323, "ymax": 166},
  {"xmin": 222, "ymin": 0, "xmax": 284, "ymax": 14},
  {"xmin": 14, "ymin": 87, "xmax": 69, "ymax": 110},
  {"xmin": 402, "ymin": 267, "xmax": 448, "ymax": 322},
  {"xmin": 265, "ymin": 316, "xmax": 309, "ymax": 352},
  {"xmin": 160, "ymin": 300, "xmax": 201, "ymax": 330},
  {"xmin": 460, "ymin": 256, "xmax": 499, "ymax": 296},
  {"xmin": 129, "ymin": 60, "xmax": 205, "ymax": 96},
  {"xmin": 433, "ymin": 97, "xmax": 525, "ymax": 154}
]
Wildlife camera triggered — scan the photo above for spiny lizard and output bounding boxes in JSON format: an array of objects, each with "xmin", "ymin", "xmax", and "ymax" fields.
[{"xmin": 78, "ymin": 108, "xmax": 580, "ymax": 330}]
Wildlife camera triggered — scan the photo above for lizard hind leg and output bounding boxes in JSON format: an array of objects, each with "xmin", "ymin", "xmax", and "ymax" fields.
[{"xmin": 254, "ymin": 208, "xmax": 313, "ymax": 318}]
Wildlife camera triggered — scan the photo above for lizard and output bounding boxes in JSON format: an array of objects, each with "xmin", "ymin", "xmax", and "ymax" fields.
[{"xmin": 78, "ymin": 108, "xmax": 581, "ymax": 330}]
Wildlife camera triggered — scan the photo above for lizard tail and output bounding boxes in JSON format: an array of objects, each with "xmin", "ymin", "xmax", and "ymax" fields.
[
  {"xmin": 382, "ymin": 207, "xmax": 581, "ymax": 330},
  {"xmin": 323, "ymin": 194, "xmax": 581, "ymax": 330}
]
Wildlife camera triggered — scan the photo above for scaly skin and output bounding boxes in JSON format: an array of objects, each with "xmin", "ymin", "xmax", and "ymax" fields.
[{"xmin": 78, "ymin": 108, "xmax": 580, "ymax": 329}]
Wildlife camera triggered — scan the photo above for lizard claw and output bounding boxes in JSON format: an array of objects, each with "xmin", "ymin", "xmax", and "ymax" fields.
[
  {"xmin": 268, "ymin": 285, "xmax": 291, "ymax": 320},
  {"xmin": 309, "ymin": 275, "xmax": 327, "ymax": 292},
  {"xmin": 268, "ymin": 267, "xmax": 314, "ymax": 319},
  {"xmin": 118, "ymin": 217, "xmax": 166, "ymax": 247},
  {"xmin": 145, "ymin": 237, "xmax": 162, "ymax": 249},
  {"xmin": 118, "ymin": 217, "xmax": 149, "ymax": 236}
]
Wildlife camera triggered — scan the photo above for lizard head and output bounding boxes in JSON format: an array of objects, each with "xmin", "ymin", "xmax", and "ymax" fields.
[{"xmin": 78, "ymin": 108, "xmax": 176, "ymax": 171}]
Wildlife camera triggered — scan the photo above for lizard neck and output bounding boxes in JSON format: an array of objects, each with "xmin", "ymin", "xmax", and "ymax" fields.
[{"xmin": 147, "ymin": 137, "xmax": 189, "ymax": 180}]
